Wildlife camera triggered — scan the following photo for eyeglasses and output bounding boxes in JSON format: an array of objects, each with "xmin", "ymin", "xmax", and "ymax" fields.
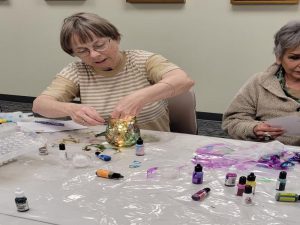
[{"xmin": 74, "ymin": 38, "xmax": 111, "ymax": 57}]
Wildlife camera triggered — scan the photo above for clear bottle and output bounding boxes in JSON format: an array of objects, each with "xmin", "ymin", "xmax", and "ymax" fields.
[
  {"xmin": 59, "ymin": 143, "xmax": 67, "ymax": 160},
  {"xmin": 15, "ymin": 188, "xmax": 29, "ymax": 212},
  {"xmin": 192, "ymin": 164, "xmax": 203, "ymax": 184},
  {"xmin": 243, "ymin": 185, "xmax": 254, "ymax": 205},
  {"xmin": 135, "ymin": 137, "xmax": 145, "ymax": 156}
]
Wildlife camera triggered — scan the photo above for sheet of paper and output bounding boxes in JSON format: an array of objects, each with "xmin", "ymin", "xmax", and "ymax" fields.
[
  {"xmin": 266, "ymin": 115, "xmax": 300, "ymax": 136},
  {"xmin": 17, "ymin": 120, "xmax": 87, "ymax": 133}
]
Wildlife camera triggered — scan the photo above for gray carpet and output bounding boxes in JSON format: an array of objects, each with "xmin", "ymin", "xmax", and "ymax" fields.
[{"xmin": 0, "ymin": 100, "xmax": 229, "ymax": 138}]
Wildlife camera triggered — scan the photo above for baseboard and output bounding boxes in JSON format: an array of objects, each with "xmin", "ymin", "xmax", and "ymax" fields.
[
  {"xmin": 0, "ymin": 94, "xmax": 35, "ymax": 103},
  {"xmin": 196, "ymin": 112, "xmax": 222, "ymax": 121},
  {"xmin": 0, "ymin": 94, "xmax": 223, "ymax": 121}
]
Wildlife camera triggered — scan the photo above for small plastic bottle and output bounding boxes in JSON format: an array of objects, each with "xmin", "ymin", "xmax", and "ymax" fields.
[
  {"xmin": 135, "ymin": 137, "xmax": 145, "ymax": 156},
  {"xmin": 192, "ymin": 163, "xmax": 203, "ymax": 184},
  {"xmin": 243, "ymin": 185, "xmax": 254, "ymax": 205},
  {"xmin": 96, "ymin": 169, "xmax": 124, "ymax": 179},
  {"xmin": 191, "ymin": 187, "xmax": 211, "ymax": 201},
  {"xmin": 15, "ymin": 188, "xmax": 29, "ymax": 212},
  {"xmin": 246, "ymin": 172, "xmax": 256, "ymax": 194},
  {"xmin": 225, "ymin": 167, "xmax": 237, "ymax": 187},
  {"xmin": 276, "ymin": 171, "xmax": 287, "ymax": 191},
  {"xmin": 59, "ymin": 143, "xmax": 67, "ymax": 160},
  {"xmin": 275, "ymin": 192, "xmax": 299, "ymax": 202},
  {"xmin": 236, "ymin": 176, "xmax": 246, "ymax": 196}
]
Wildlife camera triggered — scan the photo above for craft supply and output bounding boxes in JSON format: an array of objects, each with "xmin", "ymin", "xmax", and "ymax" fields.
[
  {"xmin": 39, "ymin": 144, "xmax": 48, "ymax": 155},
  {"xmin": 191, "ymin": 187, "xmax": 210, "ymax": 201},
  {"xmin": 246, "ymin": 172, "xmax": 256, "ymax": 194},
  {"xmin": 34, "ymin": 120, "xmax": 64, "ymax": 126},
  {"xmin": 243, "ymin": 185, "xmax": 253, "ymax": 205},
  {"xmin": 225, "ymin": 169, "xmax": 237, "ymax": 187},
  {"xmin": 236, "ymin": 176, "xmax": 246, "ymax": 196},
  {"xmin": 192, "ymin": 163, "xmax": 203, "ymax": 184},
  {"xmin": 276, "ymin": 171, "xmax": 287, "ymax": 191},
  {"xmin": 95, "ymin": 152, "xmax": 111, "ymax": 161},
  {"xmin": 135, "ymin": 137, "xmax": 145, "ymax": 156},
  {"xmin": 275, "ymin": 192, "xmax": 299, "ymax": 202},
  {"xmin": 105, "ymin": 116, "xmax": 140, "ymax": 147},
  {"xmin": 96, "ymin": 169, "xmax": 124, "ymax": 179},
  {"xmin": 15, "ymin": 188, "xmax": 29, "ymax": 212},
  {"xmin": 59, "ymin": 143, "xmax": 67, "ymax": 160}
]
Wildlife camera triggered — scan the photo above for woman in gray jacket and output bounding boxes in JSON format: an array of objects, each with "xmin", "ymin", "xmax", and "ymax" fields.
[{"xmin": 222, "ymin": 21, "xmax": 300, "ymax": 146}]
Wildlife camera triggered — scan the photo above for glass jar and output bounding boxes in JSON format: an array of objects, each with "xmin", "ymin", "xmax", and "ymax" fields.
[{"xmin": 105, "ymin": 117, "xmax": 140, "ymax": 147}]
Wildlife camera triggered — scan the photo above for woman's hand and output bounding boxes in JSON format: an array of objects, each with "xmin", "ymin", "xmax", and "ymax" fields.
[
  {"xmin": 68, "ymin": 103, "xmax": 105, "ymax": 126},
  {"xmin": 253, "ymin": 122, "xmax": 285, "ymax": 140},
  {"xmin": 110, "ymin": 94, "xmax": 144, "ymax": 119}
]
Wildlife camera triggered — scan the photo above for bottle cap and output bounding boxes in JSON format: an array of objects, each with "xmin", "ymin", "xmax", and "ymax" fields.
[
  {"xmin": 15, "ymin": 188, "xmax": 25, "ymax": 198},
  {"xmin": 195, "ymin": 164, "xmax": 203, "ymax": 172},
  {"xmin": 203, "ymin": 187, "xmax": 211, "ymax": 193},
  {"xmin": 111, "ymin": 173, "xmax": 124, "ymax": 179},
  {"xmin": 279, "ymin": 171, "xmax": 287, "ymax": 179},
  {"xmin": 247, "ymin": 172, "xmax": 256, "ymax": 181},
  {"xmin": 238, "ymin": 176, "xmax": 247, "ymax": 185},
  {"xmin": 136, "ymin": 137, "xmax": 143, "ymax": 145},
  {"xmin": 244, "ymin": 185, "xmax": 252, "ymax": 194},
  {"xmin": 59, "ymin": 143, "xmax": 65, "ymax": 150}
]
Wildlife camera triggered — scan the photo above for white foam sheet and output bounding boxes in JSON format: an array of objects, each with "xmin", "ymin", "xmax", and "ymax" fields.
[{"xmin": 0, "ymin": 127, "xmax": 299, "ymax": 225}]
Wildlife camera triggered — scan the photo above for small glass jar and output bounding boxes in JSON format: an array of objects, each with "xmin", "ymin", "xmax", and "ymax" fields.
[{"xmin": 105, "ymin": 117, "xmax": 140, "ymax": 147}]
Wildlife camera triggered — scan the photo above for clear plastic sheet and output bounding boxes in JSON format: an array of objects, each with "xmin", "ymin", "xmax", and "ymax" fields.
[{"xmin": 0, "ymin": 127, "xmax": 299, "ymax": 225}]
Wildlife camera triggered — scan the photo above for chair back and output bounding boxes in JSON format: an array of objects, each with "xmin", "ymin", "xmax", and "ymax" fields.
[{"xmin": 168, "ymin": 89, "xmax": 198, "ymax": 135}]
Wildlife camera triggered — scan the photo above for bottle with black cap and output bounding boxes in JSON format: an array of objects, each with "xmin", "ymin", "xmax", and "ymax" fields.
[
  {"xmin": 243, "ymin": 185, "xmax": 253, "ymax": 205},
  {"xmin": 236, "ymin": 176, "xmax": 247, "ymax": 196},
  {"xmin": 276, "ymin": 171, "xmax": 287, "ymax": 191},
  {"xmin": 192, "ymin": 163, "xmax": 203, "ymax": 184},
  {"xmin": 59, "ymin": 143, "xmax": 67, "ymax": 160},
  {"xmin": 246, "ymin": 172, "xmax": 256, "ymax": 194}
]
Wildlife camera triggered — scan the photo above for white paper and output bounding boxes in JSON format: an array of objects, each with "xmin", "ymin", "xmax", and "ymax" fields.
[
  {"xmin": 266, "ymin": 115, "xmax": 300, "ymax": 136},
  {"xmin": 17, "ymin": 120, "xmax": 87, "ymax": 133}
]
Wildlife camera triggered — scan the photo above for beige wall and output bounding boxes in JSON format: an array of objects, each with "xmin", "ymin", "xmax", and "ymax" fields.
[{"xmin": 0, "ymin": 0, "xmax": 300, "ymax": 113}]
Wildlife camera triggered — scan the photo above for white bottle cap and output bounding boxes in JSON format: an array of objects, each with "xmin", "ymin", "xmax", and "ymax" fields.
[{"xmin": 15, "ymin": 187, "xmax": 25, "ymax": 198}]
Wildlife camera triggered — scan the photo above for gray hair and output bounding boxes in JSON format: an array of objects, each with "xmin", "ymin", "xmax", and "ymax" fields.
[
  {"xmin": 274, "ymin": 20, "xmax": 300, "ymax": 59},
  {"xmin": 60, "ymin": 12, "xmax": 121, "ymax": 55}
]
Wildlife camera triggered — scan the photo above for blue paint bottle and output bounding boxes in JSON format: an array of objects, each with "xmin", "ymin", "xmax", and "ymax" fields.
[{"xmin": 192, "ymin": 164, "xmax": 203, "ymax": 184}]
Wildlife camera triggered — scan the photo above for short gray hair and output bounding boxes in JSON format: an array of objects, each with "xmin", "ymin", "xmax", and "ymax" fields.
[
  {"xmin": 60, "ymin": 12, "xmax": 121, "ymax": 55},
  {"xmin": 274, "ymin": 21, "xmax": 300, "ymax": 59}
]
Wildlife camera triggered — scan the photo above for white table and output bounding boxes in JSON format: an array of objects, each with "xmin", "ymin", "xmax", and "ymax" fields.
[{"xmin": 0, "ymin": 126, "xmax": 299, "ymax": 225}]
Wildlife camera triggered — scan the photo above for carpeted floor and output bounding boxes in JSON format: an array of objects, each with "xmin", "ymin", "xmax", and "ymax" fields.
[{"xmin": 0, "ymin": 100, "xmax": 229, "ymax": 138}]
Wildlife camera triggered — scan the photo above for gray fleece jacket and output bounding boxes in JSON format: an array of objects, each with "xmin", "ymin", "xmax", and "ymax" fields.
[{"xmin": 222, "ymin": 63, "xmax": 300, "ymax": 146}]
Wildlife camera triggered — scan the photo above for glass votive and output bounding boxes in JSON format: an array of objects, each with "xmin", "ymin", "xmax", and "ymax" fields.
[{"xmin": 105, "ymin": 116, "xmax": 140, "ymax": 147}]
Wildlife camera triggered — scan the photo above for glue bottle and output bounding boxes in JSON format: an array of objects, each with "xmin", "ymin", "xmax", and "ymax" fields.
[
  {"xmin": 192, "ymin": 163, "xmax": 203, "ymax": 184},
  {"xmin": 15, "ymin": 188, "xmax": 29, "ymax": 212},
  {"xmin": 276, "ymin": 171, "xmax": 287, "ymax": 191},
  {"xmin": 96, "ymin": 169, "xmax": 124, "ymax": 179}
]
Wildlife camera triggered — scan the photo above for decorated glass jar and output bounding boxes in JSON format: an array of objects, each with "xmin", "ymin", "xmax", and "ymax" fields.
[{"xmin": 105, "ymin": 117, "xmax": 140, "ymax": 147}]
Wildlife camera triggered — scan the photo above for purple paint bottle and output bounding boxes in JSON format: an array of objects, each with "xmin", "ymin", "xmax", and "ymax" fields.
[{"xmin": 192, "ymin": 164, "xmax": 203, "ymax": 184}]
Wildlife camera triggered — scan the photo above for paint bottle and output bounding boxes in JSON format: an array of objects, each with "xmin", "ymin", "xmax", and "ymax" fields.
[
  {"xmin": 191, "ymin": 187, "xmax": 210, "ymax": 201},
  {"xmin": 225, "ymin": 167, "xmax": 237, "ymax": 187},
  {"xmin": 243, "ymin": 185, "xmax": 253, "ymax": 205},
  {"xmin": 192, "ymin": 163, "xmax": 203, "ymax": 184},
  {"xmin": 135, "ymin": 137, "xmax": 145, "ymax": 156},
  {"xmin": 95, "ymin": 152, "xmax": 111, "ymax": 161},
  {"xmin": 59, "ymin": 143, "xmax": 67, "ymax": 160},
  {"xmin": 96, "ymin": 169, "xmax": 124, "ymax": 179},
  {"xmin": 236, "ymin": 176, "xmax": 247, "ymax": 196},
  {"xmin": 276, "ymin": 171, "xmax": 287, "ymax": 191},
  {"xmin": 246, "ymin": 172, "xmax": 256, "ymax": 194},
  {"xmin": 275, "ymin": 192, "xmax": 299, "ymax": 202},
  {"xmin": 15, "ymin": 188, "xmax": 29, "ymax": 212}
]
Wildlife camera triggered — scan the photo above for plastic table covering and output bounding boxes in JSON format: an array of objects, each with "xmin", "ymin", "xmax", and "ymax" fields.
[{"xmin": 0, "ymin": 126, "xmax": 299, "ymax": 225}]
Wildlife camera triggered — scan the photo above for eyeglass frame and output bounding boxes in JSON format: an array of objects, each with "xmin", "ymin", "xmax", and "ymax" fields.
[{"xmin": 73, "ymin": 38, "xmax": 111, "ymax": 57}]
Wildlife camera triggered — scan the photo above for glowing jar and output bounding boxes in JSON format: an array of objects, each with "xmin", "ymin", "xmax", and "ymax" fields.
[{"xmin": 105, "ymin": 117, "xmax": 140, "ymax": 147}]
